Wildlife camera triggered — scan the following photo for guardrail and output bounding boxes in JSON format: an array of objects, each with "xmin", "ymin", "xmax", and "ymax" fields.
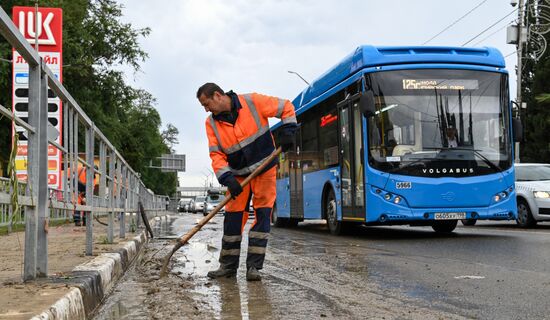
[{"xmin": 0, "ymin": 7, "xmax": 168, "ymax": 280}]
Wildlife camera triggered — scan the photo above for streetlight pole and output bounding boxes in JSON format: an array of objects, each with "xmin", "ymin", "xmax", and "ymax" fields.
[
  {"xmin": 287, "ymin": 70, "xmax": 310, "ymax": 86},
  {"xmin": 515, "ymin": 0, "xmax": 526, "ymax": 163},
  {"xmin": 203, "ymin": 167, "xmax": 215, "ymax": 188}
]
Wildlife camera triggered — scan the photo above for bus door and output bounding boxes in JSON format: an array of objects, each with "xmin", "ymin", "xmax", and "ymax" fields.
[
  {"xmin": 337, "ymin": 97, "xmax": 365, "ymax": 220},
  {"xmin": 289, "ymin": 129, "xmax": 304, "ymax": 219}
]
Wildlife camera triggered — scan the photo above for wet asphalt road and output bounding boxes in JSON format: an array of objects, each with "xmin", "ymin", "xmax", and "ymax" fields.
[{"xmin": 94, "ymin": 214, "xmax": 550, "ymax": 320}]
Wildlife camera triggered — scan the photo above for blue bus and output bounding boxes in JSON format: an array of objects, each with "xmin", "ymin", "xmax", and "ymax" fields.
[{"xmin": 271, "ymin": 45, "xmax": 522, "ymax": 234}]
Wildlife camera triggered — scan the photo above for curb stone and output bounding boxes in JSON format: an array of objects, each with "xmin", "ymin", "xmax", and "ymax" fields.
[{"xmin": 29, "ymin": 219, "xmax": 156, "ymax": 320}]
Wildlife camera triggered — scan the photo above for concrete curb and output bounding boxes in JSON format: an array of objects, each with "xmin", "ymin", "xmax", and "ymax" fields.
[{"xmin": 29, "ymin": 221, "xmax": 154, "ymax": 320}]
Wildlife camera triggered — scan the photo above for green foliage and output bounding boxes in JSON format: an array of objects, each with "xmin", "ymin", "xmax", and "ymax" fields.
[
  {"xmin": 0, "ymin": 0, "xmax": 177, "ymax": 195},
  {"xmin": 98, "ymin": 235, "xmax": 111, "ymax": 244},
  {"xmin": 7, "ymin": 121, "xmax": 21, "ymax": 231},
  {"xmin": 535, "ymin": 93, "xmax": 550, "ymax": 104}
]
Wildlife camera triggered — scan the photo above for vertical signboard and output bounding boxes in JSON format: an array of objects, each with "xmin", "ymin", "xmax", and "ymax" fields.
[{"xmin": 12, "ymin": 7, "xmax": 63, "ymax": 188}]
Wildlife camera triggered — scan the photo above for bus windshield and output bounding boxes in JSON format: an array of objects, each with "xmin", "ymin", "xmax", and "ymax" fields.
[{"xmin": 366, "ymin": 69, "xmax": 511, "ymax": 177}]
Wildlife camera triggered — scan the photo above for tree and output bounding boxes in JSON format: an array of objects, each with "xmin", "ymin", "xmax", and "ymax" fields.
[
  {"xmin": 0, "ymin": 0, "xmax": 177, "ymax": 195},
  {"xmin": 161, "ymin": 124, "xmax": 179, "ymax": 153}
]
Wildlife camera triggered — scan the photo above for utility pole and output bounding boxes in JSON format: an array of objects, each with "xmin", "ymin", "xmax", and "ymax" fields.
[{"xmin": 516, "ymin": 0, "xmax": 526, "ymax": 163}]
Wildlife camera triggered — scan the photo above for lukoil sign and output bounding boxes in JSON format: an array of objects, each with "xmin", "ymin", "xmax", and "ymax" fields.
[
  {"xmin": 13, "ymin": 6, "xmax": 62, "ymax": 51},
  {"xmin": 12, "ymin": 6, "xmax": 63, "ymax": 189}
]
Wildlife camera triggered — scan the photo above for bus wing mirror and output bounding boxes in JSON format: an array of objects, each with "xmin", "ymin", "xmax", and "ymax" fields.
[
  {"xmin": 359, "ymin": 91, "xmax": 376, "ymax": 117},
  {"xmin": 512, "ymin": 118, "xmax": 523, "ymax": 142}
]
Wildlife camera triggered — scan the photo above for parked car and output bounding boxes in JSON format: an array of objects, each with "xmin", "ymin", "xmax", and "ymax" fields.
[
  {"xmin": 203, "ymin": 191, "xmax": 225, "ymax": 216},
  {"xmin": 188, "ymin": 199, "xmax": 195, "ymax": 213},
  {"xmin": 191, "ymin": 196, "xmax": 206, "ymax": 214},
  {"xmin": 515, "ymin": 163, "xmax": 550, "ymax": 227},
  {"xmin": 178, "ymin": 198, "xmax": 192, "ymax": 212}
]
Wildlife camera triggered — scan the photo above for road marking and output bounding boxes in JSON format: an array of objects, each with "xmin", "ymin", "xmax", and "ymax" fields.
[{"xmin": 454, "ymin": 275, "xmax": 485, "ymax": 279}]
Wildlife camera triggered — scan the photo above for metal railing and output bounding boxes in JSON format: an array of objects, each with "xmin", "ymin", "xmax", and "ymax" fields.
[{"xmin": 0, "ymin": 7, "xmax": 168, "ymax": 280}]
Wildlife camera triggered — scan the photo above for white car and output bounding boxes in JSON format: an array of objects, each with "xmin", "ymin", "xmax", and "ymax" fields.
[
  {"xmin": 203, "ymin": 193, "xmax": 225, "ymax": 216},
  {"xmin": 178, "ymin": 198, "xmax": 192, "ymax": 212},
  {"xmin": 515, "ymin": 163, "xmax": 550, "ymax": 227},
  {"xmin": 192, "ymin": 196, "xmax": 206, "ymax": 214}
]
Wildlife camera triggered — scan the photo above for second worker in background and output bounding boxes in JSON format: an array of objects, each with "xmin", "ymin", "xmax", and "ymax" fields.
[{"xmin": 197, "ymin": 83, "xmax": 297, "ymax": 281}]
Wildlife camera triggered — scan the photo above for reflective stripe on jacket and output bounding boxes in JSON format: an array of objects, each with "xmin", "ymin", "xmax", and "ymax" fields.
[{"xmin": 206, "ymin": 93, "xmax": 297, "ymax": 179}]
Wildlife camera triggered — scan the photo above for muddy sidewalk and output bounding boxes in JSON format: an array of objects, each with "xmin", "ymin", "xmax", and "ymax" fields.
[{"xmin": 0, "ymin": 214, "xmax": 155, "ymax": 320}]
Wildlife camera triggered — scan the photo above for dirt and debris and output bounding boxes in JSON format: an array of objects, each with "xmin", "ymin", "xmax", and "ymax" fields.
[
  {"xmin": 0, "ymin": 219, "xmax": 145, "ymax": 320},
  {"xmin": 94, "ymin": 214, "xmax": 472, "ymax": 320}
]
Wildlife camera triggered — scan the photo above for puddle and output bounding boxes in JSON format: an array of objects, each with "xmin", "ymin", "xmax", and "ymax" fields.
[
  {"xmin": 93, "ymin": 265, "xmax": 150, "ymax": 320},
  {"xmin": 169, "ymin": 218, "xmax": 276, "ymax": 320}
]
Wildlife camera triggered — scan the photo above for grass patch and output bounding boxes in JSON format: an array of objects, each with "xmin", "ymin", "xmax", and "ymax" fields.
[
  {"xmin": 0, "ymin": 219, "xmax": 72, "ymax": 236},
  {"xmin": 97, "ymin": 235, "xmax": 112, "ymax": 244}
]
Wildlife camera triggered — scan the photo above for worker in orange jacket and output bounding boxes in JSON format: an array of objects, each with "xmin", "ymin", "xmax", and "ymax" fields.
[
  {"xmin": 68, "ymin": 164, "xmax": 98, "ymax": 226},
  {"xmin": 197, "ymin": 82, "xmax": 297, "ymax": 281}
]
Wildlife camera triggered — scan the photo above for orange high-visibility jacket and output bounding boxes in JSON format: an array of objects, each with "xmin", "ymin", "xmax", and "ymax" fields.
[
  {"xmin": 66, "ymin": 164, "xmax": 99, "ymax": 193},
  {"xmin": 206, "ymin": 92, "xmax": 297, "ymax": 180}
]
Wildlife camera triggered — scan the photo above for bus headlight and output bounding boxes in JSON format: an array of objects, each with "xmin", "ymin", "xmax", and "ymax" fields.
[
  {"xmin": 493, "ymin": 190, "xmax": 508, "ymax": 202},
  {"xmin": 393, "ymin": 196, "xmax": 402, "ymax": 204},
  {"xmin": 534, "ymin": 191, "xmax": 550, "ymax": 199},
  {"xmin": 384, "ymin": 193, "xmax": 392, "ymax": 201}
]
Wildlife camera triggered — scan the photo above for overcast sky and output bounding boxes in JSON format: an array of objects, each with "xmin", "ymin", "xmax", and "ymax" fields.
[{"xmin": 117, "ymin": 0, "xmax": 520, "ymax": 189}]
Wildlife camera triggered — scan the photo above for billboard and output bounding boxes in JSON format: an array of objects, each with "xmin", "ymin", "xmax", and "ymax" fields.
[{"xmin": 12, "ymin": 6, "xmax": 63, "ymax": 188}]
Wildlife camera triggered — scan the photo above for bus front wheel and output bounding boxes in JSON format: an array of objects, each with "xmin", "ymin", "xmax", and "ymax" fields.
[
  {"xmin": 432, "ymin": 220, "xmax": 458, "ymax": 233},
  {"xmin": 326, "ymin": 189, "xmax": 343, "ymax": 235}
]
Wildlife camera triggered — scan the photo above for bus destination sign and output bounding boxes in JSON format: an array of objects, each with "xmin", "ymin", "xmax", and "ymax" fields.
[{"xmin": 402, "ymin": 79, "xmax": 478, "ymax": 90}]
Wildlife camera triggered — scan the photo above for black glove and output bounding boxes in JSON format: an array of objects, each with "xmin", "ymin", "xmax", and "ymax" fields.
[
  {"xmin": 279, "ymin": 133, "xmax": 295, "ymax": 152},
  {"xmin": 279, "ymin": 124, "xmax": 297, "ymax": 152},
  {"xmin": 220, "ymin": 173, "xmax": 243, "ymax": 198}
]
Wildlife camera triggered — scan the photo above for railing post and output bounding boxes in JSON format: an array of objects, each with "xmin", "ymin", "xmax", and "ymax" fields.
[
  {"xmin": 36, "ymin": 61, "xmax": 49, "ymax": 277},
  {"xmin": 85, "ymin": 125, "xmax": 94, "ymax": 256},
  {"xmin": 136, "ymin": 185, "xmax": 142, "ymax": 229},
  {"xmin": 119, "ymin": 165, "xmax": 127, "ymax": 239},
  {"xmin": 108, "ymin": 149, "xmax": 115, "ymax": 243},
  {"xmin": 62, "ymin": 101, "xmax": 69, "ymax": 214},
  {"xmin": 72, "ymin": 110, "xmax": 78, "ymax": 224},
  {"xmin": 24, "ymin": 58, "xmax": 40, "ymax": 281}
]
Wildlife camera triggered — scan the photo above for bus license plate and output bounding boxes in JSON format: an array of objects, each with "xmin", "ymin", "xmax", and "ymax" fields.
[{"xmin": 434, "ymin": 212, "xmax": 466, "ymax": 220}]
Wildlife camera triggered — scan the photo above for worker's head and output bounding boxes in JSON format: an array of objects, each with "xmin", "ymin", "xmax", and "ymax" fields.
[
  {"xmin": 446, "ymin": 127, "xmax": 457, "ymax": 139},
  {"xmin": 196, "ymin": 82, "xmax": 231, "ymax": 115}
]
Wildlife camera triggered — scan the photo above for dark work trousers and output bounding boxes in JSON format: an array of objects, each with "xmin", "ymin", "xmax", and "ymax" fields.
[{"xmin": 219, "ymin": 207, "xmax": 272, "ymax": 270}]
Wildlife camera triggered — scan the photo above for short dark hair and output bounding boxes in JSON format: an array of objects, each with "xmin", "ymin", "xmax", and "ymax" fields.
[{"xmin": 196, "ymin": 83, "xmax": 224, "ymax": 99}]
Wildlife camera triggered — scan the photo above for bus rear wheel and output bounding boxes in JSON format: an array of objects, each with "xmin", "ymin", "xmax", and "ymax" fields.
[
  {"xmin": 461, "ymin": 219, "xmax": 477, "ymax": 226},
  {"xmin": 326, "ymin": 189, "xmax": 343, "ymax": 235},
  {"xmin": 432, "ymin": 220, "xmax": 458, "ymax": 233},
  {"xmin": 272, "ymin": 205, "xmax": 288, "ymax": 227}
]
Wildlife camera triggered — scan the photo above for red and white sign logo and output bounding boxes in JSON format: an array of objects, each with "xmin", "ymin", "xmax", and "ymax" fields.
[{"xmin": 13, "ymin": 6, "xmax": 62, "ymax": 52}]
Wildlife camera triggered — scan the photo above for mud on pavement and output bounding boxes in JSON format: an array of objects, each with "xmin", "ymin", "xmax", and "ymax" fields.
[{"xmin": 95, "ymin": 214, "xmax": 472, "ymax": 320}]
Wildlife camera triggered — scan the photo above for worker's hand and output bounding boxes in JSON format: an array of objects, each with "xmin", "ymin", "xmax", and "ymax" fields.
[
  {"xmin": 279, "ymin": 123, "xmax": 297, "ymax": 152},
  {"xmin": 279, "ymin": 133, "xmax": 295, "ymax": 152},
  {"xmin": 223, "ymin": 174, "xmax": 243, "ymax": 199}
]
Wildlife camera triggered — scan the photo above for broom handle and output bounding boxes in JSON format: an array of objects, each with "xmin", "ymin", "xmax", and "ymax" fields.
[{"xmin": 176, "ymin": 147, "xmax": 282, "ymax": 245}]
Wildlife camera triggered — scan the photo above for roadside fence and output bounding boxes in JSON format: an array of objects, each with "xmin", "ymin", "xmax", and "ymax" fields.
[{"xmin": 0, "ymin": 7, "xmax": 167, "ymax": 281}]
